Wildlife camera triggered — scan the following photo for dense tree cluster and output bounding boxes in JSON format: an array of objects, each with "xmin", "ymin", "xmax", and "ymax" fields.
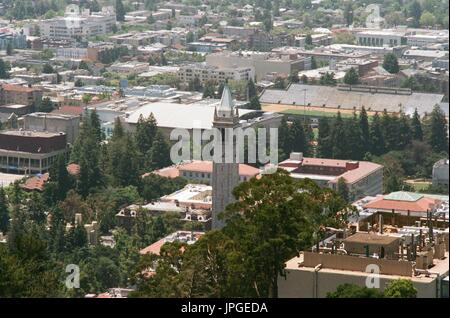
[{"xmin": 317, "ymin": 106, "xmax": 449, "ymax": 193}]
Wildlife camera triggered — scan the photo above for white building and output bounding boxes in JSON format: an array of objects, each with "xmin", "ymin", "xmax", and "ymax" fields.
[
  {"xmin": 433, "ymin": 159, "xmax": 449, "ymax": 188},
  {"xmin": 40, "ymin": 7, "xmax": 116, "ymax": 40},
  {"xmin": 356, "ymin": 30, "xmax": 409, "ymax": 47},
  {"xmin": 177, "ymin": 63, "xmax": 254, "ymax": 85}
]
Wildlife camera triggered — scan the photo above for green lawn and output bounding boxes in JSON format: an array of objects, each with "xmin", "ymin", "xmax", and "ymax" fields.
[{"xmin": 282, "ymin": 108, "xmax": 354, "ymax": 119}]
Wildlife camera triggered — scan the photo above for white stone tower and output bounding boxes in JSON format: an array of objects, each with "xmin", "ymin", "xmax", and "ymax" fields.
[{"xmin": 211, "ymin": 85, "xmax": 240, "ymax": 229}]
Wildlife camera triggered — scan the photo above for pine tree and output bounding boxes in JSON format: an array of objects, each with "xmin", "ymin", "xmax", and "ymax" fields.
[
  {"xmin": 337, "ymin": 177, "xmax": 349, "ymax": 203},
  {"xmin": 359, "ymin": 107, "xmax": 370, "ymax": 154},
  {"xmin": 116, "ymin": 0, "xmax": 126, "ymax": 22},
  {"xmin": 148, "ymin": 131, "xmax": 172, "ymax": 170},
  {"xmin": 369, "ymin": 112, "xmax": 385, "ymax": 156},
  {"xmin": 49, "ymin": 153, "xmax": 72, "ymax": 201},
  {"xmin": 425, "ymin": 105, "xmax": 449, "ymax": 153},
  {"xmin": 397, "ymin": 112, "xmax": 412, "ymax": 149},
  {"xmin": 331, "ymin": 112, "xmax": 348, "ymax": 159},
  {"xmin": 108, "ymin": 133, "xmax": 140, "ymax": 186},
  {"xmin": 89, "ymin": 109, "xmax": 102, "ymax": 142},
  {"xmin": 0, "ymin": 188, "xmax": 9, "ymax": 233},
  {"xmin": 317, "ymin": 117, "xmax": 333, "ymax": 158},
  {"xmin": 112, "ymin": 117, "xmax": 125, "ymax": 141},
  {"xmin": 411, "ymin": 108, "xmax": 423, "ymax": 141},
  {"xmin": 290, "ymin": 119, "xmax": 308, "ymax": 154},
  {"xmin": 247, "ymin": 78, "xmax": 257, "ymax": 99},
  {"xmin": 381, "ymin": 110, "xmax": 398, "ymax": 152},
  {"xmin": 346, "ymin": 112, "xmax": 364, "ymax": 160},
  {"xmin": 247, "ymin": 96, "xmax": 261, "ymax": 110},
  {"xmin": 202, "ymin": 82, "xmax": 216, "ymax": 99},
  {"xmin": 383, "ymin": 53, "xmax": 400, "ymax": 74},
  {"xmin": 343, "ymin": 67, "xmax": 359, "ymax": 85},
  {"xmin": 6, "ymin": 42, "xmax": 13, "ymax": 55},
  {"xmin": 135, "ymin": 113, "xmax": 157, "ymax": 155},
  {"xmin": 278, "ymin": 117, "xmax": 291, "ymax": 160},
  {"xmin": 0, "ymin": 59, "xmax": 10, "ymax": 79}
]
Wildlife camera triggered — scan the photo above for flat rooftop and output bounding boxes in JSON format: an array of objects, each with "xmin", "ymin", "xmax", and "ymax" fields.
[{"xmin": 0, "ymin": 130, "xmax": 65, "ymax": 138}]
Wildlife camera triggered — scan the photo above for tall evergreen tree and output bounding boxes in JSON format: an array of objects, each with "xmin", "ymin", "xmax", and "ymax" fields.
[
  {"xmin": 89, "ymin": 109, "xmax": 102, "ymax": 142},
  {"xmin": 411, "ymin": 108, "xmax": 423, "ymax": 141},
  {"xmin": 337, "ymin": 177, "xmax": 349, "ymax": 203},
  {"xmin": 247, "ymin": 78, "xmax": 257, "ymax": 99},
  {"xmin": 135, "ymin": 113, "xmax": 158, "ymax": 155},
  {"xmin": 278, "ymin": 117, "xmax": 291, "ymax": 160},
  {"xmin": 382, "ymin": 53, "xmax": 400, "ymax": 74},
  {"xmin": 317, "ymin": 117, "xmax": 332, "ymax": 158},
  {"xmin": 290, "ymin": 119, "xmax": 308, "ymax": 154},
  {"xmin": 425, "ymin": 105, "xmax": 449, "ymax": 153},
  {"xmin": 148, "ymin": 131, "xmax": 171, "ymax": 171},
  {"xmin": 346, "ymin": 112, "xmax": 364, "ymax": 160},
  {"xmin": 0, "ymin": 59, "xmax": 10, "ymax": 79},
  {"xmin": 331, "ymin": 112, "xmax": 348, "ymax": 159},
  {"xmin": 343, "ymin": 67, "xmax": 359, "ymax": 85},
  {"xmin": 116, "ymin": 0, "xmax": 126, "ymax": 22},
  {"xmin": 0, "ymin": 188, "xmax": 9, "ymax": 233},
  {"xmin": 397, "ymin": 112, "xmax": 412, "ymax": 149},
  {"xmin": 369, "ymin": 112, "xmax": 385, "ymax": 156},
  {"xmin": 359, "ymin": 107, "xmax": 370, "ymax": 154}
]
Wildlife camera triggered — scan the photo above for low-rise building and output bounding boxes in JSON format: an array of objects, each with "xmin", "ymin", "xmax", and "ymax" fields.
[
  {"xmin": 356, "ymin": 30, "xmax": 409, "ymax": 47},
  {"xmin": 148, "ymin": 160, "xmax": 260, "ymax": 184},
  {"xmin": 278, "ymin": 152, "xmax": 383, "ymax": 201},
  {"xmin": 140, "ymin": 230, "xmax": 204, "ymax": 255}
]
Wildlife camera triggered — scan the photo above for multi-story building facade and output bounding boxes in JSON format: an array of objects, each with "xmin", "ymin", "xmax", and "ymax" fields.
[
  {"xmin": 0, "ymin": 130, "xmax": 67, "ymax": 174},
  {"xmin": 0, "ymin": 84, "xmax": 43, "ymax": 107},
  {"xmin": 177, "ymin": 63, "xmax": 254, "ymax": 85},
  {"xmin": 356, "ymin": 30, "xmax": 409, "ymax": 47},
  {"xmin": 39, "ymin": 7, "xmax": 116, "ymax": 40},
  {"xmin": 19, "ymin": 112, "xmax": 80, "ymax": 145},
  {"xmin": 278, "ymin": 152, "xmax": 384, "ymax": 201}
]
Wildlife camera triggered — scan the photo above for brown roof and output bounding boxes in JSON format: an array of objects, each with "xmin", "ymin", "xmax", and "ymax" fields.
[
  {"xmin": 20, "ymin": 173, "xmax": 49, "ymax": 191},
  {"xmin": 1, "ymin": 84, "xmax": 40, "ymax": 93},
  {"xmin": 51, "ymin": 106, "xmax": 84, "ymax": 117}
]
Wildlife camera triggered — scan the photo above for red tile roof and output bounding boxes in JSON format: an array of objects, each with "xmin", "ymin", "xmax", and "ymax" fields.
[
  {"xmin": 51, "ymin": 106, "xmax": 84, "ymax": 116},
  {"xmin": 363, "ymin": 196, "xmax": 439, "ymax": 213},
  {"xmin": 19, "ymin": 173, "xmax": 49, "ymax": 191},
  {"xmin": 1, "ymin": 83, "xmax": 40, "ymax": 93},
  {"xmin": 145, "ymin": 160, "xmax": 260, "ymax": 178}
]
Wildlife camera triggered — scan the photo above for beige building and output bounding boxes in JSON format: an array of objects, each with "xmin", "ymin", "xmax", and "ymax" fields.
[
  {"xmin": 206, "ymin": 50, "xmax": 310, "ymax": 81},
  {"xmin": 177, "ymin": 63, "xmax": 254, "ymax": 85},
  {"xmin": 19, "ymin": 112, "xmax": 80, "ymax": 144},
  {"xmin": 278, "ymin": 152, "xmax": 384, "ymax": 201},
  {"xmin": 279, "ymin": 230, "xmax": 449, "ymax": 298}
]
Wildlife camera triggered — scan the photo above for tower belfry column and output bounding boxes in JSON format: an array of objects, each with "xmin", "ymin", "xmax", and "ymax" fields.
[{"xmin": 211, "ymin": 85, "xmax": 240, "ymax": 229}]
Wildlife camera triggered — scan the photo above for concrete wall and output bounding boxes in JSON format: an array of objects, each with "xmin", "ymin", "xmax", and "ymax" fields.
[{"xmin": 278, "ymin": 266, "xmax": 439, "ymax": 298}]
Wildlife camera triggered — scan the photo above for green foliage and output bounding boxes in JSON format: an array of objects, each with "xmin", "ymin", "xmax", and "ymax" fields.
[
  {"xmin": 384, "ymin": 279, "xmax": 417, "ymax": 298},
  {"xmin": 383, "ymin": 53, "xmax": 400, "ymax": 74},
  {"xmin": 343, "ymin": 67, "xmax": 359, "ymax": 85},
  {"xmin": 327, "ymin": 283, "xmax": 384, "ymax": 298},
  {"xmin": 116, "ymin": 0, "xmax": 126, "ymax": 22},
  {"xmin": 0, "ymin": 59, "xmax": 10, "ymax": 79}
]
